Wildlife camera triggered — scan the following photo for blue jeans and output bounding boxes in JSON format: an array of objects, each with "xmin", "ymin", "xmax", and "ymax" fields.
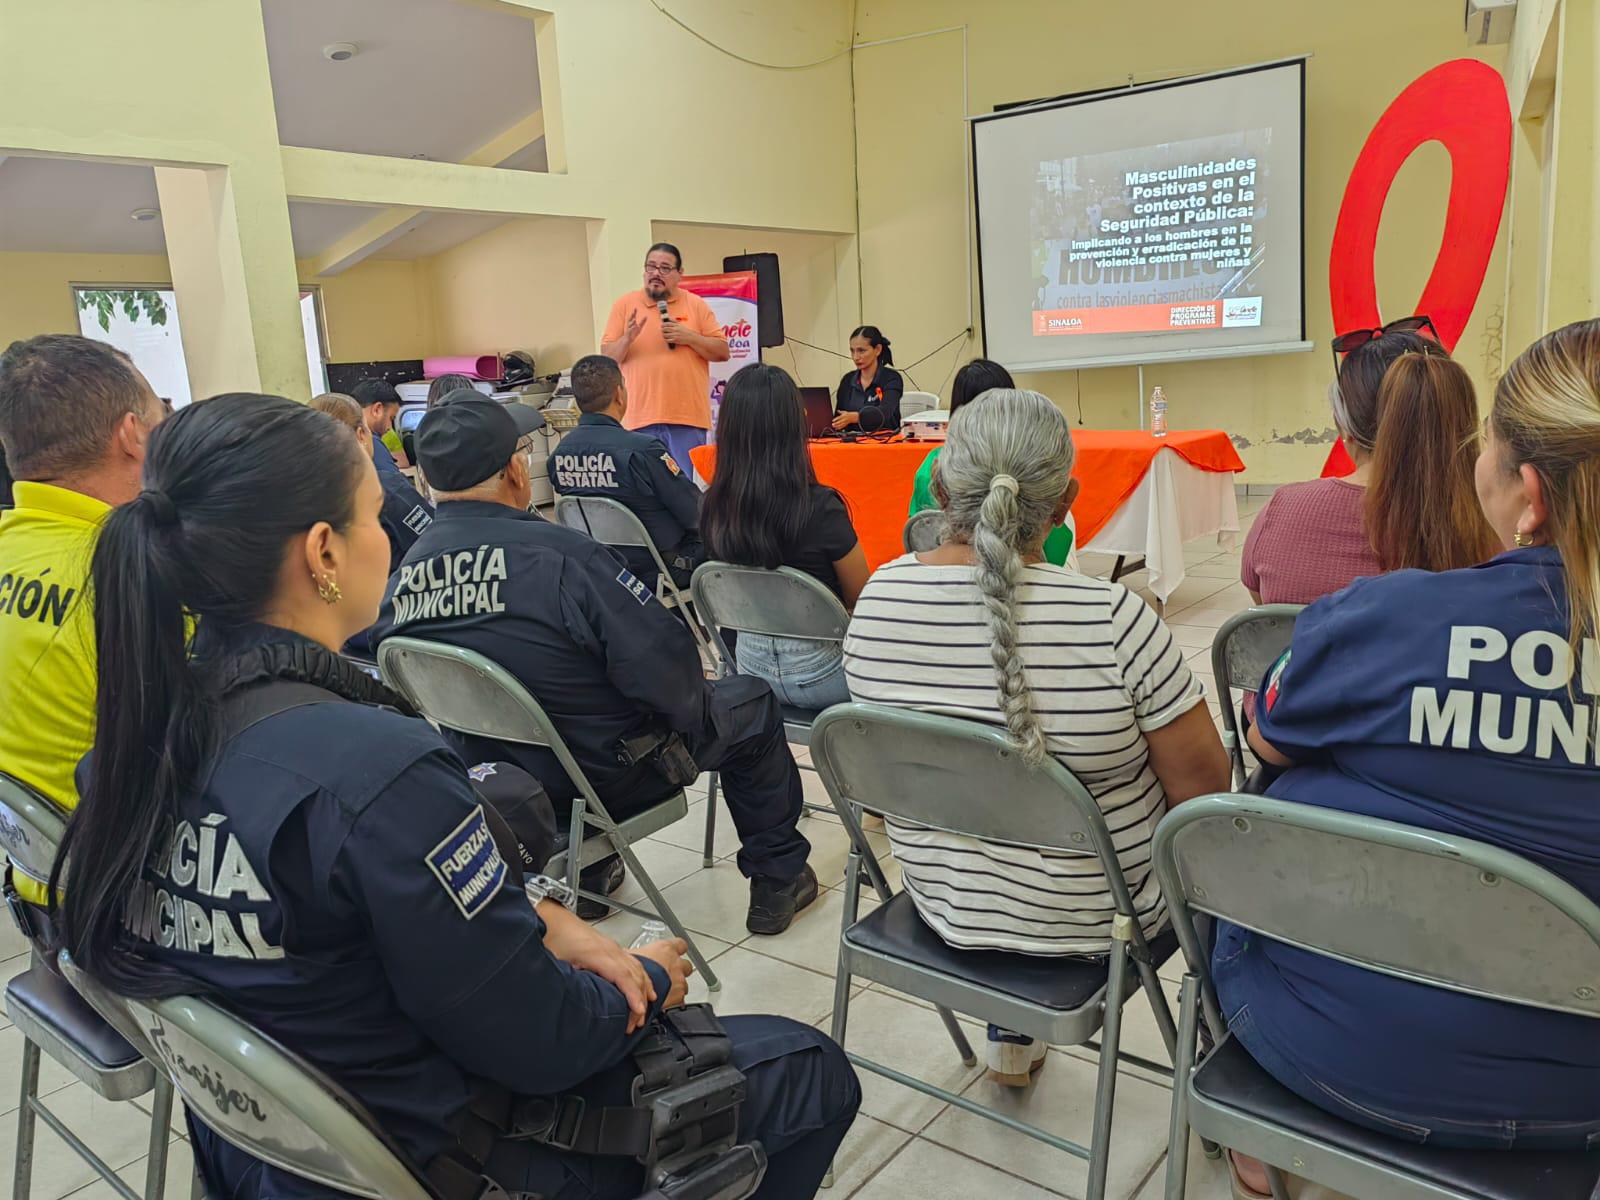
[
  {"xmin": 735, "ymin": 635, "xmax": 850, "ymax": 710},
  {"xmin": 633, "ymin": 423, "xmax": 708, "ymax": 477},
  {"xmin": 1213, "ymin": 924, "xmax": 1600, "ymax": 1150}
]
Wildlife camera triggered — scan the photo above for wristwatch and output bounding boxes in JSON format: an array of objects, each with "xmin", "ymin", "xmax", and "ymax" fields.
[{"xmin": 524, "ymin": 873, "xmax": 577, "ymax": 909}]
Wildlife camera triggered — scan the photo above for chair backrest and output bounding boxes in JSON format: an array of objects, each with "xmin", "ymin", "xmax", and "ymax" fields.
[
  {"xmin": 377, "ymin": 636, "xmax": 599, "ymax": 805},
  {"xmin": 1152, "ymin": 795, "xmax": 1600, "ymax": 1020},
  {"xmin": 554, "ymin": 494, "xmax": 654, "ymax": 550},
  {"xmin": 902, "ymin": 390, "xmax": 943, "ymax": 413},
  {"xmin": 58, "ymin": 953, "xmax": 438, "ymax": 1200},
  {"xmin": 1209, "ymin": 604, "xmax": 1302, "ymax": 694},
  {"xmin": 902, "ymin": 509, "xmax": 946, "ymax": 553},
  {"xmin": 810, "ymin": 703, "xmax": 1143, "ymax": 918},
  {"xmin": 690, "ymin": 563, "xmax": 850, "ymax": 647},
  {"xmin": 0, "ymin": 769, "xmax": 66, "ymax": 893}
]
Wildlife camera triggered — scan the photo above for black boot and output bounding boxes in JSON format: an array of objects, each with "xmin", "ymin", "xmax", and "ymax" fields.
[
  {"xmin": 746, "ymin": 864, "xmax": 819, "ymax": 935},
  {"xmin": 575, "ymin": 856, "xmax": 627, "ymax": 921}
]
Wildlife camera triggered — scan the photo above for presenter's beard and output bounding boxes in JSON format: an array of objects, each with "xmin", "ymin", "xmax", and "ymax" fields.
[{"xmin": 645, "ymin": 280, "xmax": 668, "ymax": 300}]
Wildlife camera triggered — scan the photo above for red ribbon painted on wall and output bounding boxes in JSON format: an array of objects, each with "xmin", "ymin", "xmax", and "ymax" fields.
[{"xmin": 1321, "ymin": 58, "xmax": 1512, "ymax": 477}]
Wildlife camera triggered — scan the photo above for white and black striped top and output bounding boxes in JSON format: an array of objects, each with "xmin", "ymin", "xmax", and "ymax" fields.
[{"xmin": 842, "ymin": 555, "xmax": 1204, "ymax": 955}]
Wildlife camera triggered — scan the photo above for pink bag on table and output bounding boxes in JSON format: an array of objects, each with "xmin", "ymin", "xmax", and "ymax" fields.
[{"xmin": 424, "ymin": 354, "xmax": 502, "ymax": 381}]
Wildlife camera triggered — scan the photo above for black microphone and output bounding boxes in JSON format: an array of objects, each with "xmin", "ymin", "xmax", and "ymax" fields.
[{"xmin": 658, "ymin": 300, "xmax": 676, "ymax": 350}]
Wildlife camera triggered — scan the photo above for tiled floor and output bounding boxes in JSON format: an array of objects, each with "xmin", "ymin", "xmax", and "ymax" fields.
[{"xmin": 3, "ymin": 494, "xmax": 1358, "ymax": 1200}]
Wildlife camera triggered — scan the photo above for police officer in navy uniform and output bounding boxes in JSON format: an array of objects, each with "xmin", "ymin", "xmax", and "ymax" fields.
[
  {"xmin": 55, "ymin": 392, "xmax": 859, "ymax": 1200},
  {"xmin": 373, "ymin": 395, "xmax": 821, "ymax": 935},
  {"xmin": 548, "ymin": 355, "xmax": 704, "ymax": 589}
]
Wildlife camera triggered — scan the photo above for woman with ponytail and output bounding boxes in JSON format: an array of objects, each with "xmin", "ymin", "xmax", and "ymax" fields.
[
  {"xmin": 52, "ymin": 392, "xmax": 856, "ymax": 1199},
  {"xmin": 843, "ymin": 388, "xmax": 1228, "ymax": 1085},
  {"xmin": 833, "ymin": 325, "xmax": 904, "ymax": 431},
  {"xmin": 1217, "ymin": 320, "xmax": 1600, "ymax": 1191}
]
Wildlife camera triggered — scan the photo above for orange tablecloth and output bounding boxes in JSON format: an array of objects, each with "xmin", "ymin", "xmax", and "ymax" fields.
[{"xmin": 690, "ymin": 429, "xmax": 1245, "ymax": 571}]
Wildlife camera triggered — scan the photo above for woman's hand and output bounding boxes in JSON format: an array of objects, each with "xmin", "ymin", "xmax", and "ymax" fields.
[
  {"xmin": 634, "ymin": 939, "xmax": 694, "ymax": 1009},
  {"xmin": 831, "ymin": 410, "xmax": 862, "ymax": 431}
]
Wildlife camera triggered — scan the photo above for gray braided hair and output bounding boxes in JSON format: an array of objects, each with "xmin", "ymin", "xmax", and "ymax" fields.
[{"xmin": 934, "ymin": 388, "xmax": 1076, "ymax": 764}]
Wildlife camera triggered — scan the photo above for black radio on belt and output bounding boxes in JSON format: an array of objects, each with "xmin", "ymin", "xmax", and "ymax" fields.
[{"xmin": 616, "ymin": 728, "xmax": 700, "ymax": 789}]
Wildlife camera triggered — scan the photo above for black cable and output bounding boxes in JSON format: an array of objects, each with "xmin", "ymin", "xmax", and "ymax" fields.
[{"xmin": 1075, "ymin": 371, "xmax": 1085, "ymax": 424}]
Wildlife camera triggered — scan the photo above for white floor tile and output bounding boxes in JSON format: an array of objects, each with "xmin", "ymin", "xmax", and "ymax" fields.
[
  {"xmin": 655, "ymin": 862, "xmax": 761, "ymax": 943},
  {"xmin": 828, "ymin": 1114, "xmax": 913, "ymax": 1198},
  {"xmin": 749, "ymin": 887, "xmax": 879, "ymax": 977},
  {"xmin": 924, "ymin": 1049, "xmax": 1176, "ymax": 1199},
  {"xmin": 651, "ymin": 798, "xmax": 738, "ymax": 860},
  {"xmin": 0, "ymin": 1022, "xmax": 79, "ymax": 1117},
  {"xmin": 58, "ymin": 1134, "xmax": 196, "ymax": 1199},
  {"xmin": 0, "ymin": 916, "xmax": 31, "ymax": 963},
  {"xmin": 1167, "ymin": 624, "xmax": 1218, "ymax": 651},
  {"xmin": 826, "ymin": 990, "xmax": 983, "ymax": 1135},
  {"xmin": 848, "ymin": 1136, "xmax": 1061, "ymax": 1200},
  {"xmin": 684, "ymin": 945, "xmax": 841, "ymax": 1023},
  {"xmin": 0, "ymin": 1082, "xmax": 182, "ymax": 1200}
]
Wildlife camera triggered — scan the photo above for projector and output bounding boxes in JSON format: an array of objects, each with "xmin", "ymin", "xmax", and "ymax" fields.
[
  {"xmin": 1464, "ymin": 0, "xmax": 1516, "ymax": 45},
  {"xmin": 902, "ymin": 410, "xmax": 950, "ymax": 441}
]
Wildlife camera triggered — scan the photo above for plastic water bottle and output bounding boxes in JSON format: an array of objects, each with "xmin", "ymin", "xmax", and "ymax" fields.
[
  {"xmin": 630, "ymin": 919, "xmax": 671, "ymax": 949},
  {"xmin": 1150, "ymin": 387, "xmax": 1168, "ymax": 438}
]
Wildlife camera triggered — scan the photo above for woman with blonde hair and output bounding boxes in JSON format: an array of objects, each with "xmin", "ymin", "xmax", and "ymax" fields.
[
  {"xmin": 1219, "ymin": 319, "xmax": 1600, "ymax": 1194},
  {"xmin": 843, "ymin": 388, "xmax": 1229, "ymax": 1084}
]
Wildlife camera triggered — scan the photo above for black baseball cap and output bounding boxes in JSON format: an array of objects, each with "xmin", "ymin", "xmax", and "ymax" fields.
[{"xmin": 415, "ymin": 393, "xmax": 545, "ymax": 491}]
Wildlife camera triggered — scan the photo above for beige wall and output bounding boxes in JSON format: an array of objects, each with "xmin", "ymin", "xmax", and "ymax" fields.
[{"xmin": 851, "ymin": 0, "xmax": 1511, "ymax": 481}]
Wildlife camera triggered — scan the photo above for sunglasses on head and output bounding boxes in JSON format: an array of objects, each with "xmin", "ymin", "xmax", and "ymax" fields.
[{"xmin": 1330, "ymin": 315, "xmax": 1439, "ymax": 370}]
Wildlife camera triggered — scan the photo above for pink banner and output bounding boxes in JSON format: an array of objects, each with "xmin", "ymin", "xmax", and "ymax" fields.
[
  {"xmin": 679, "ymin": 271, "xmax": 759, "ymax": 435},
  {"xmin": 423, "ymin": 354, "xmax": 502, "ymax": 381}
]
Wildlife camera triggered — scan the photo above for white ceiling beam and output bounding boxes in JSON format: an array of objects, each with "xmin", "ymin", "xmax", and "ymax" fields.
[{"xmin": 303, "ymin": 110, "xmax": 547, "ymax": 276}]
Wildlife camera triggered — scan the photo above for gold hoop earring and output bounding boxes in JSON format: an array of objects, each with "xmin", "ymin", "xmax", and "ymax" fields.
[
  {"xmin": 316, "ymin": 574, "xmax": 343, "ymax": 604},
  {"xmin": 1513, "ymin": 531, "xmax": 1535, "ymax": 548}
]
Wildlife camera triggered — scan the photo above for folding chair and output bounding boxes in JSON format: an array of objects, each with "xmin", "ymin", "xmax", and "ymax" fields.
[
  {"xmin": 554, "ymin": 495, "xmax": 717, "ymax": 664},
  {"xmin": 813, "ymin": 703, "xmax": 1179, "ymax": 1200},
  {"xmin": 59, "ymin": 950, "xmax": 444, "ymax": 1200},
  {"xmin": 377, "ymin": 636, "xmax": 721, "ymax": 990},
  {"xmin": 1209, "ymin": 605, "xmax": 1302, "ymax": 788},
  {"xmin": 688, "ymin": 562, "xmax": 845, "ymax": 867},
  {"xmin": 901, "ymin": 509, "xmax": 946, "ymax": 553},
  {"xmin": 1, "ymin": 771, "xmax": 176, "ymax": 1200},
  {"xmin": 1153, "ymin": 794, "xmax": 1600, "ymax": 1200}
]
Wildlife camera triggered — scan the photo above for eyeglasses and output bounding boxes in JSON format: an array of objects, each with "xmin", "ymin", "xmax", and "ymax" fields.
[
  {"xmin": 1330, "ymin": 315, "xmax": 1439, "ymax": 371},
  {"xmin": 643, "ymin": 262, "xmax": 680, "ymax": 277}
]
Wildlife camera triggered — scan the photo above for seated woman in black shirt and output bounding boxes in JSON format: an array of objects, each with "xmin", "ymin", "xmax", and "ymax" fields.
[
  {"xmin": 703, "ymin": 364, "xmax": 868, "ymax": 707},
  {"xmin": 833, "ymin": 325, "xmax": 904, "ymax": 432}
]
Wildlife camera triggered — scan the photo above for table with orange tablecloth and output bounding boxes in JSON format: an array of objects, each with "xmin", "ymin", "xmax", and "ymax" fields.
[{"xmin": 689, "ymin": 429, "xmax": 1245, "ymax": 600}]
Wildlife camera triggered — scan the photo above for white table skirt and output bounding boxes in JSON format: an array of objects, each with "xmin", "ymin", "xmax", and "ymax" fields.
[{"xmin": 1079, "ymin": 448, "xmax": 1240, "ymax": 602}]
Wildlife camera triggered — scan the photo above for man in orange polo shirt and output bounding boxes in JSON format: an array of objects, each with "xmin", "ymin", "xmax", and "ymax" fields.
[{"xmin": 600, "ymin": 242, "xmax": 730, "ymax": 468}]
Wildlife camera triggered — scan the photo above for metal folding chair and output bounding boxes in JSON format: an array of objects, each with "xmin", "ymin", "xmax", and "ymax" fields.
[
  {"xmin": 901, "ymin": 509, "xmax": 946, "ymax": 553},
  {"xmin": 688, "ymin": 562, "xmax": 846, "ymax": 867},
  {"xmin": 1153, "ymin": 794, "xmax": 1600, "ymax": 1200},
  {"xmin": 376, "ymin": 636, "xmax": 720, "ymax": 990},
  {"xmin": 1209, "ymin": 605, "xmax": 1302, "ymax": 788},
  {"xmin": 554, "ymin": 494, "xmax": 717, "ymax": 664},
  {"xmin": 59, "ymin": 951, "xmax": 442, "ymax": 1200},
  {"xmin": 1, "ymin": 771, "xmax": 176, "ymax": 1200},
  {"xmin": 813, "ymin": 704, "xmax": 1179, "ymax": 1200}
]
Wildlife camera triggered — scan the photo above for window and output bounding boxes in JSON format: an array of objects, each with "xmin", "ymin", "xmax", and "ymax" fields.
[{"xmin": 73, "ymin": 286, "xmax": 329, "ymax": 405}]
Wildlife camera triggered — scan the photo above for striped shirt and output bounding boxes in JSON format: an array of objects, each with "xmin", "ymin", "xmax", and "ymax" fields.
[{"xmin": 842, "ymin": 555, "xmax": 1204, "ymax": 955}]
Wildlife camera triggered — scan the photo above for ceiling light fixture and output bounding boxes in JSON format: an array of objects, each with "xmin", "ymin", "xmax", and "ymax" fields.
[
  {"xmin": 323, "ymin": 42, "xmax": 358, "ymax": 62},
  {"xmin": 130, "ymin": 208, "xmax": 160, "ymax": 222}
]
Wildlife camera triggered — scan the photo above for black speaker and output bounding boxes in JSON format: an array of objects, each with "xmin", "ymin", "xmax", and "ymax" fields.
[{"xmin": 722, "ymin": 253, "xmax": 784, "ymax": 348}]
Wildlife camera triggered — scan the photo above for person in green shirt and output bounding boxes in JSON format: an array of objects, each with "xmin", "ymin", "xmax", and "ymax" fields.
[{"xmin": 908, "ymin": 358, "xmax": 1075, "ymax": 565}]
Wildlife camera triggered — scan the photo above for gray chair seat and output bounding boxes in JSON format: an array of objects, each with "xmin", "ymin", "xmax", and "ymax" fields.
[
  {"xmin": 779, "ymin": 704, "xmax": 823, "ymax": 742},
  {"xmin": 1191, "ymin": 1036, "xmax": 1600, "ymax": 1200},
  {"xmin": 6, "ymin": 966, "xmax": 154, "ymax": 1098},
  {"xmin": 546, "ymin": 790, "xmax": 689, "ymax": 875},
  {"xmin": 845, "ymin": 892, "xmax": 1177, "ymax": 1011}
]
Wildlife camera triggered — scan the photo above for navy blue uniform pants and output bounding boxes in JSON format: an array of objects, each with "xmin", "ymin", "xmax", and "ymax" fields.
[
  {"xmin": 485, "ymin": 1016, "xmax": 860, "ymax": 1199},
  {"xmin": 594, "ymin": 677, "xmax": 810, "ymax": 882}
]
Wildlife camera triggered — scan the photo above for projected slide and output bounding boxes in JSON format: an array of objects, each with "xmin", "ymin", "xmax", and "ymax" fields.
[{"xmin": 975, "ymin": 61, "xmax": 1305, "ymax": 372}]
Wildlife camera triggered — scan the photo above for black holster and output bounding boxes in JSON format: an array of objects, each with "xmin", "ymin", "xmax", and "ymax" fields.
[
  {"xmin": 615, "ymin": 728, "xmax": 700, "ymax": 789},
  {"xmin": 427, "ymin": 1005, "xmax": 765, "ymax": 1200}
]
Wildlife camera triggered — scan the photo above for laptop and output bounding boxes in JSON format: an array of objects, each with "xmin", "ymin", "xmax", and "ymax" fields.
[{"xmin": 800, "ymin": 387, "xmax": 834, "ymax": 438}]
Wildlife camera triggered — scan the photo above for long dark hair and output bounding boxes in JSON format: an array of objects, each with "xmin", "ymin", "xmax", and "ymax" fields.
[
  {"xmin": 701, "ymin": 364, "xmax": 822, "ymax": 569},
  {"xmin": 1332, "ymin": 330, "xmax": 1444, "ymax": 453},
  {"xmin": 850, "ymin": 325, "xmax": 893, "ymax": 367},
  {"xmin": 52, "ymin": 393, "xmax": 366, "ymax": 994},
  {"xmin": 951, "ymin": 358, "xmax": 1014, "ymax": 413},
  {"xmin": 1365, "ymin": 354, "xmax": 1498, "ymax": 572}
]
